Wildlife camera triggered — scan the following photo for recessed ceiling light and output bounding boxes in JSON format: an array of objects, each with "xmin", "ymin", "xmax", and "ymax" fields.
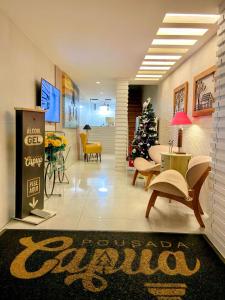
[
  {"xmin": 142, "ymin": 61, "xmax": 175, "ymax": 65},
  {"xmin": 144, "ymin": 55, "xmax": 181, "ymax": 60},
  {"xmin": 98, "ymin": 187, "xmax": 108, "ymax": 192},
  {"xmin": 163, "ymin": 13, "xmax": 220, "ymax": 24},
  {"xmin": 136, "ymin": 74, "xmax": 162, "ymax": 78},
  {"xmin": 140, "ymin": 66, "xmax": 170, "ymax": 70},
  {"xmin": 134, "ymin": 78, "xmax": 160, "ymax": 81},
  {"xmin": 152, "ymin": 39, "xmax": 197, "ymax": 46},
  {"xmin": 138, "ymin": 70, "xmax": 167, "ymax": 74},
  {"xmin": 157, "ymin": 28, "xmax": 208, "ymax": 36},
  {"xmin": 96, "ymin": 81, "xmax": 101, "ymax": 84},
  {"xmin": 147, "ymin": 48, "xmax": 188, "ymax": 54}
]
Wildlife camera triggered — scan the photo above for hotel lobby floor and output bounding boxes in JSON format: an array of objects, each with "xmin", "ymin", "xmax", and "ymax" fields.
[{"xmin": 3, "ymin": 155, "xmax": 207, "ymax": 232}]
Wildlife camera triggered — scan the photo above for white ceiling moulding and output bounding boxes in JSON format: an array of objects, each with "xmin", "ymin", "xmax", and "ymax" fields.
[
  {"xmin": 138, "ymin": 70, "xmax": 167, "ymax": 74},
  {"xmin": 163, "ymin": 13, "xmax": 220, "ymax": 24},
  {"xmin": 152, "ymin": 39, "xmax": 197, "ymax": 46},
  {"xmin": 157, "ymin": 27, "xmax": 208, "ymax": 36},
  {"xmin": 147, "ymin": 47, "xmax": 189, "ymax": 54}
]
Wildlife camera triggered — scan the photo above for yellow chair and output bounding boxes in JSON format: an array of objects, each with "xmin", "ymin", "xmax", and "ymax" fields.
[{"xmin": 80, "ymin": 132, "xmax": 102, "ymax": 162}]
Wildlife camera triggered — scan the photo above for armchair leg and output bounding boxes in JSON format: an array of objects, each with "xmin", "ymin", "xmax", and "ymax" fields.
[
  {"xmin": 132, "ymin": 170, "xmax": 139, "ymax": 186},
  {"xmin": 193, "ymin": 200, "xmax": 205, "ymax": 228},
  {"xmin": 145, "ymin": 173, "xmax": 153, "ymax": 191},
  {"xmin": 198, "ymin": 203, "xmax": 204, "ymax": 215},
  {"xmin": 145, "ymin": 191, "xmax": 158, "ymax": 218},
  {"xmin": 99, "ymin": 154, "xmax": 101, "ymax": 162}
]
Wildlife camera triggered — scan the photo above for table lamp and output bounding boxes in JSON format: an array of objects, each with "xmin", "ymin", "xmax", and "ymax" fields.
[
  {"xmin": 171, "ymin": 112, "xmax": 192, "ymax": 154},
  {"xmin": 83, "ymin": 124, "xmax": 91, "ymax": 141}
]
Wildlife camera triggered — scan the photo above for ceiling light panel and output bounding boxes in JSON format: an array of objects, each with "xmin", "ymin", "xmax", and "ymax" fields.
[
  {"xmin": 147, "ymin": 48, "xmax": 188, "ymax": 54},
  {"xmin": 142, "ymin": 61, "xmax": 175, "ymax": 65},
  {"xmin": 140, "ymin": 66, "xmax": 171, "ymax": 70},
  {"xmin": 134, "ymin": 78, "xmax": 160, "ymax": 81},
  {"xmin": 157, "ymin": 28, "xmax": 208, "ymax": 36},
  {"xmin": 152, "ymin": 39, "xmax": 197, "ymax": 46},
  {"xmin": 136, "ymin": 74, "xmax": 162, "ymax": 78},
  {"xmin": 145, "ymin": 54, "xmax": 181, "ymax": 60},
  {"xmin": 163, "ymin": 13, "xmax": 219, "ymax": 24}
]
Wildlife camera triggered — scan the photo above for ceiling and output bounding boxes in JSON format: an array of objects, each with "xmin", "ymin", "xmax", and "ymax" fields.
[{"xmin": 0, "ymin": 0, "xmax": 221, "ymax": 101}]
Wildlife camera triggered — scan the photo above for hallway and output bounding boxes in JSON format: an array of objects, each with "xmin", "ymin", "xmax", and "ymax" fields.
[{"xmin": 4, "ymin": 156, "xmax": 207, "ymax": 233}]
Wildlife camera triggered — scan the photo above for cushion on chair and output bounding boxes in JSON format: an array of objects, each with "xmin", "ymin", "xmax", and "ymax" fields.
[
  {"xmin": 85, "ymin": 142, "xmax": 102, "ymax": 154},
  {"xmin": 134, "ymin": 157, "xmax": 160, "ymax": 172},
  {"xmin": 186, "ymin": 156, "xmax": 211, "ymax": 188},
  {"xmin": 149, "ymin": 169, "xmax": 189, "ymax": 198},
  {"xmin": 148, "ymin": 145, "xmax": 179, "ymax": 164}
]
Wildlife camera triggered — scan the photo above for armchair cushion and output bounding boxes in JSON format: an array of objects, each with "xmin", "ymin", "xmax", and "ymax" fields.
[
  {"xmin": 149, "ymin": 169, "xmax": 189, "ymax": 199},
  {"xmin": 85, "ymin": 142, "xmax": 102, "ymax": 154},
  {"xmin": 148, "ymin": 145, "xmax": 179, "ymax": 164},
  {"xmin": 134, "ymin": 157, "xmax": 160, "ymax": 172}
]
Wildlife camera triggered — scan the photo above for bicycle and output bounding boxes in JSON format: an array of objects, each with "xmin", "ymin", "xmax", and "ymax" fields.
[{"xmin": 44, "ymin": 147, "xmax": 70, "ymax": 198}]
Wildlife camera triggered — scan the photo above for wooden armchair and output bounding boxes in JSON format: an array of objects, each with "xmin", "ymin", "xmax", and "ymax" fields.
[
  {"xmin": 145, "ymin": 156, "xmax": 211, "ymax": 227},
  {"xmin": 132, "ymin": 145, "xmax": 178, "ymax": 190},
  {"xmin": 80, "ymin": 133, "xmax": 102, "ymax": 162}
]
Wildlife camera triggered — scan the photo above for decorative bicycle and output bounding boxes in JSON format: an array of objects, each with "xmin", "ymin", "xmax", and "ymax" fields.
[{"xmin": 44, "ymin": 132, "xmax": 70, "ymax": 198}]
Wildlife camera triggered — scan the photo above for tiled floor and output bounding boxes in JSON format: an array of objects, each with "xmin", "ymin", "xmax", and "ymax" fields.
[{"xmin": 4, "ymin": 155, "xmax": 207, "ymax": 232}]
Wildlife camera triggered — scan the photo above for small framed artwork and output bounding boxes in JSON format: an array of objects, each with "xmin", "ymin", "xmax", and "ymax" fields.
[
  {"xmin": 173, "ymin": 82, "xmax": 188, "ymax": 115},
  {"xmin": 192, "ymin": 66, "xmax": 216, "ymax": 117}
]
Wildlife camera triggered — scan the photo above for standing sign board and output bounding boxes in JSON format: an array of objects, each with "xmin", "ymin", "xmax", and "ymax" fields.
[{"xmin": 15, "ymin": 108, "xmax": 45, "ymax": 219}]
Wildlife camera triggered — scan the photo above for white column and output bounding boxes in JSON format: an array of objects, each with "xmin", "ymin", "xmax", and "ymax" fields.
[
  {"xmin": 115, "ymin": 80, "xmax": 128, "ymax": 169},
  {"xmin": 208, "ymin": 4, "xmax": 225, "ymax": 258}
]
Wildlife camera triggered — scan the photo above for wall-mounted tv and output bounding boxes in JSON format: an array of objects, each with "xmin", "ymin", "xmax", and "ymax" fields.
[{"xmin": 41, "ymin": 78, "xmax": 60, "ymax": 123}]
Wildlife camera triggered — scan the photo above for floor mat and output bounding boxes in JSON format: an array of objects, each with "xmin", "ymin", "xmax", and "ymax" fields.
[{"xmin": 0, "ymin": 229, "xmax": 224, "ymax": 299}]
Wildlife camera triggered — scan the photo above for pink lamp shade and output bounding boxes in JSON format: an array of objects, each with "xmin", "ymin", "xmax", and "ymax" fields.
[{"xmin": 171, "ymin": 112, "xmax": 192, "ymax": 125}]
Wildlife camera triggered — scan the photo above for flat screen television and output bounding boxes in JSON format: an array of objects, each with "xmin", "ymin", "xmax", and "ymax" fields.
[{"xmin": 40, "ymin": 78, "xmax": 60, "ymax": 123}]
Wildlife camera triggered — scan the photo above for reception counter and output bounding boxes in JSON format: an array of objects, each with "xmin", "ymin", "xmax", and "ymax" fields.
[{"xmin": 88, "ymin": 126, "xmax": 115, "ymax": 154}]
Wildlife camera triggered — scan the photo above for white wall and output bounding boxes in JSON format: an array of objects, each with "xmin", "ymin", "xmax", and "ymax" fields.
[
  {"xmin": 88, "ymin": 127, "xmax": 115, "ymax": 154},
  {"xmin": 79, "ymin": 100, "xmax": 115, "ymax": 127},
  {"xmin": 154, "ymin": 36, "xmax": 217, "ymax": 213},
  {"xmin": 0, "ymin": 10, "xmax": 78, "ymax": 228}
]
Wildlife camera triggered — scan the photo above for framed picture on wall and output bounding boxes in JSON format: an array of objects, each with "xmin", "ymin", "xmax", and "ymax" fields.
[
  {"xmin": 173, "ymin": 81, "xmax": 188, "ymax": 115},
  {"xmin": 192, "ymin": 66, "xmax": 216, "ymax": 117},
  {"xmin": 62, "ymin": 73, "xmax": 79, "ymax": 128}
]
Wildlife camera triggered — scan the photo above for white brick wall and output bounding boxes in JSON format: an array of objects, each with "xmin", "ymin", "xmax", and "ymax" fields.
[{"xmin": 115, "ymin": 81, "xmax": 128, "ymax": 169}]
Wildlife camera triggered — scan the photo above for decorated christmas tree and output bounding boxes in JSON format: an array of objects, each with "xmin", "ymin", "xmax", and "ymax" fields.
[{"xmin": 132, "ymin": 97, "xmax": 158, "ymax": 160}]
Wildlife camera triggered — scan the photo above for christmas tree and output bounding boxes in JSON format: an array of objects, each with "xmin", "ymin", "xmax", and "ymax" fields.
[{"xmin": 132, "ymin": 97, "xmax": 158, "ymax": 160}]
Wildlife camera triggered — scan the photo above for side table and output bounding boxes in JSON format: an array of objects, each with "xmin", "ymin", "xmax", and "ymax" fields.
[{"xmin": 160, "ymin": 152, "xmax": 192, "ymax": 177}]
